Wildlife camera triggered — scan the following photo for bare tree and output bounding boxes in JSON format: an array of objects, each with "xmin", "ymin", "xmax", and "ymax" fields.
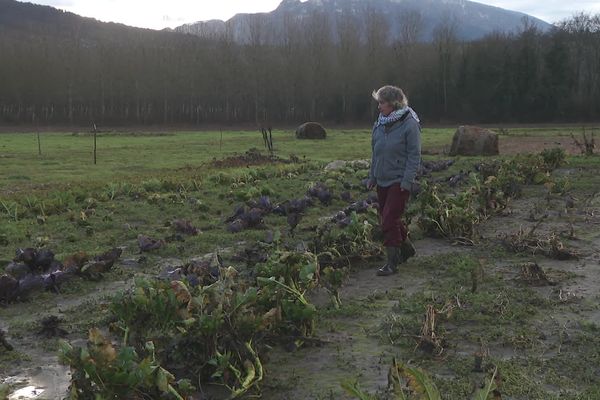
[
  {"xmin": 246, "ymin": 14, "xmax": 268, "ymax": 124},
  {"xmin": 433, "ymin": 16, "xmax": 458, "ymax": 115},
  {"xmin": 558, "ymin": 13, "xmax": 600, "ymax": 117},
  {"xmin": 393, "ymin": 9, "xmax": 424, "ymax": 86},
  {"xmin": 304, "ymin": 10, "xmax": 333, "ymax": 120},
  {"xmin": 336, "ymin": 5, "xmax": 363, "ymax": 121},
  {"xmin": 364, "ymin": 6, "xmax": 390, "ymax": 117},
  {"xmin": 281, "ymin": 12, "xmax": 304, "ymax": 121},
  {"xmin": 398, "ymin": 10, "xmax": 424, "ymax": 49}
]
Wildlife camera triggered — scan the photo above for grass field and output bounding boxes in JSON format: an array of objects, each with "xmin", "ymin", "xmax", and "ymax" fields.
[
  {"xmin": 1, "ymin": 127, "xmax": 600, "ymax": 399},
  {"xmin": 0, "ymin": 128, "xmax": 460, "ymax": 190},
  {"xmin": 1, "ymin": 126, "xmax": 591, "ymax": 190}
]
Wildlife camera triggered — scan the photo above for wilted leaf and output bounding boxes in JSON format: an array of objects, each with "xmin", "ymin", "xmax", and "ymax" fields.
[
  {"xmin": 224, "ymin": 266, "xmax": 238, "ymax": 279},
  {"xmin": 155, "ymin": 367, "xmax": 172, "ymax": 392},
  {"xmin": 340, "ymin": 379, "xmax": 378, "ymax": 400},
  {"xmin": 170, "ymin": 280, "xmax": 191, "ymax": 303},
  {"xmin": 299, "ymin": 262, "xmax": 317, "ymax": 283},
  {"xmin": 241, "ymin": 360, "xmax": 256, "ymax": 390},
  {"xmin": 473, "ymin": 366, "xmax": 498, "ymax": 400},
  {"xmin": 0, "ymin": 383, "xmax": 10, "ymax": 399},
  {"xmin": 391, "ymin": 358, "xmax": 441, "ymax": 400},
  {"xmin": 145, "ymin": 341, "xmax": 155, "ymax": 353},
  {"xmin": 260, "ymin": 307, "xmax": 281, "ymax": 329}
]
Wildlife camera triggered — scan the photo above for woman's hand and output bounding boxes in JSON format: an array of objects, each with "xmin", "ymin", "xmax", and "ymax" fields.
[{"xmin": 366, "ymin": 179, "xmax": 376, "ymax": 190}]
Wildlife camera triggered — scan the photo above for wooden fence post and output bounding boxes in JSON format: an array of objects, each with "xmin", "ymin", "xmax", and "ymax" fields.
[
  {"xmin": 33, "ymin": 112, "xmax": 41, "ymax": 156},
  {"xmin": 93, "ymin": 123, "xmax": 97, "ymax": 165}
]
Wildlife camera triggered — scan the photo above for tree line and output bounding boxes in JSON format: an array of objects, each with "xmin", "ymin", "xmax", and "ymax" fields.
[{"xmin": 0, "ymin": 9, "xmax": 599, "ymax": 126}]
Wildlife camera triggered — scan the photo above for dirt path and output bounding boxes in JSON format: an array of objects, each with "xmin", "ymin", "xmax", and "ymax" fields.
[{"xmin": 261, "ymin": 239, "xmax": 467, "ymax": 400}]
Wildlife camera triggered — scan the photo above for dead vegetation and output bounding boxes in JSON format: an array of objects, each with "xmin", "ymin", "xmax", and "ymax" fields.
[
  {"xmin": 500, "ymin": 222, "xmax": 579, "ymax": 260},
  {"xmin": 260, "ymin": 126, "xmax": 274, "ymax": 155},
  {"xmin": 171, "ymin": 219, "xmax": 200, "ymax": 235},
  {"xmin": 38, "ymin": 315, "xmax": 68, "ymax": 338},
  {"xmin": 0, "ymin": 329, "xmax": 12, "ymax": 351},
  {"xmin": 211, "ymin": 148, "xmax": 286, "ymax": 168},
  {"xmin": 471, "ymin": 259, "xmax": 486, "ymax": 293},
  {"xmin": 517, "ymin": 262, "xmax": 555, "ymax": 286},
  {"xmin": 0, "ymin": 247, "xmax": 122, "ymax": 303},
  {"xmin": 137, "ymin": 234, "xmax": 165, "ymax": 252},
  {"xmin": 570, "ymin": 129, "xmax": 596, "ymax": 156},
  {"xmin": 417, "ymin": 303, "xmax": 454, "ymax": 356}
]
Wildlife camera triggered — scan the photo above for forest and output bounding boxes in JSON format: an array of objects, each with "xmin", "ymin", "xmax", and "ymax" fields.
[{"xmin": 0, "ymin": 2, "xmax": 599, "ymax": 126}]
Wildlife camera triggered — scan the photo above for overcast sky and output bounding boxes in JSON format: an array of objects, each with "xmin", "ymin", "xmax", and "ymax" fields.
[{"xmin": 25, "ymin": 0, "xmax": 600, "ymax": 29}]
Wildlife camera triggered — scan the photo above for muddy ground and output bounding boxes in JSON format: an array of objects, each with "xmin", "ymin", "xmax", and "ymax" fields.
[
  {"xmin": 1, "ymin": 133, "xmax": 599, "ymax": 399},
  {"xmin": 259, "ymin": 185, "xmax": 600, "ymax": 399},
  {"xmin": 2, "ymin": 178, "xmax": 599, "ymax": 399}
]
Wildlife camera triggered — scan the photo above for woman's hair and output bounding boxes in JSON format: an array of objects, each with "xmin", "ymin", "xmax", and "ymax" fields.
[{"xmin": 371, "ymin": 85, "xmax": 408, "ymax": 109}]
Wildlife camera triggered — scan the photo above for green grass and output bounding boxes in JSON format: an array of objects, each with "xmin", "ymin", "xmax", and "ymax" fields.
[
  {"xmin": 2, "ymin": 126, "xmax": 590, "ymax": 191},
  {"xmin": 0, "ymin": 127, "xmax": 533, "ymax": 190},
  {"xmin": 1, "ymin": 129, "xmax": 379, "ymax": 189},
  {"xmin": 1, "ymin": 126, "xmax": 589, "ymax": 192}
]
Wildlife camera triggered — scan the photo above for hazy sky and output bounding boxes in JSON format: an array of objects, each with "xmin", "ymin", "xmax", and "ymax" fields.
[{"xmin": 25, "ymin": 0, "xmax": 600, "ymax": 29}]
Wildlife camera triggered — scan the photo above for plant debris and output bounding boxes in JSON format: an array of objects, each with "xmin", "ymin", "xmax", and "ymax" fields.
[
  {"xmin": 212, "ymin": 148, "xmax": 286, "ymax": 168},
  {"xmin": 171, "ymin": 219, "xmax": 200, "ymax": 235},
  {"xmin": 81, "ymin": 248, "xmax": 123, "ymax": 278},
  {"xmin": 307, "ymin": 182, "xmax": 334, "ymax": 205},
  {"xmin": 138, "ymin": 234, "xmax": 166, "ymax": 252},
  {"xmin": 518, "ymin": 262, "xmax": 555, "ymax": 286},
  {"xmin": 501, "ymin": 226, "xmax": 578, "ymax": 260},
  {"xmin": 0, "ymin": 329, "xmax": 13, "ymax": 351},
  {"xmin": 13, "ymin": 247, "xmax": 61, "ymax": 273},
  {"xmin": 38, "ymin": 315, "xmax": 68, "ymax": 338},
  {"xmin": 417, "ymin": 304, "xmax": 447, "ymax": 355},
  {"xmin": 1, "ymin": 247, "xmax": 123, "ymax": 302}
]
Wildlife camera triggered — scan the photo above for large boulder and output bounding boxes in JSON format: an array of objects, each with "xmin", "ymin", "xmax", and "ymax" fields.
[
  {"xmin": 296, "ymin": 122, "xmax": 327, "ymax": 140},
  {"xmin": 449, "ymin": 126, "xmax": 499, "ymax": 156}
]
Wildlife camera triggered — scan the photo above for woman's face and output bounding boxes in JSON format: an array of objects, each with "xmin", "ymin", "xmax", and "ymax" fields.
[{"xmin": 378, "ymin": 101, "xmax": 394, "ymax": 116}]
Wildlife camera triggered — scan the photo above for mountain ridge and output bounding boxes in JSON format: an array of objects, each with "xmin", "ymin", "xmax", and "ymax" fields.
[{"xmin": 173, "ymin": 0, "xmax": 552, "ymax": 42}]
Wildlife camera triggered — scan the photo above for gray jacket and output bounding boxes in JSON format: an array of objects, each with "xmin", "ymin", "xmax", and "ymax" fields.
[{"xmin": 369, "ymin": 114, "xmax": 421, "ymax": 190}]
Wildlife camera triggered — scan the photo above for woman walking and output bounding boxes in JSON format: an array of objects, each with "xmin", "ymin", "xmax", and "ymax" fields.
[{"xmin": 367, "ymin": 85, "xmax": 421, "ymax": 276}]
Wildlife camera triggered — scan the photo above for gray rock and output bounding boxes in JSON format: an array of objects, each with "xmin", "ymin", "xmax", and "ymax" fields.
[{"xmin": 324, "ymin": 160, "xmax": 347, "ymax": 171}]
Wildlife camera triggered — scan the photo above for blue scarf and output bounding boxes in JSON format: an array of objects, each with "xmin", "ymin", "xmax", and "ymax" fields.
[{"xmin": 374, "ymin": 106, "xmax": 420, "ymax": 128}]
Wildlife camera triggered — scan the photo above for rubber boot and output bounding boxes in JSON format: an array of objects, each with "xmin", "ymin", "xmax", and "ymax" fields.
[
  {"xmin": 376, "ymin": 247, "xmax": 400, "ymax": 276},
  {"xmin": 398, "ymin": 238, "xmax": 416, "ymax": 263}
]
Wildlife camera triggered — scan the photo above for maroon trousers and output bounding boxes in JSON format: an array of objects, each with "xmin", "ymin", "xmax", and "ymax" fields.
[{"xmin": 377, "ymin": 183, "xmax": 410, "ymax": 247}]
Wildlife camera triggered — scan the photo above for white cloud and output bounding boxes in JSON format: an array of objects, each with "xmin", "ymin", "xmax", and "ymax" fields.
[
  {"xmin": 27, "ymin": 0, "xmax": 283, "ymax": 29},
  {"xmin": 480, "ymin": 0, "xmax": 600, "ymax": 23},
  {"xmin": 23, "ymin": 0, "xmax": 600, "ymax": 29}
]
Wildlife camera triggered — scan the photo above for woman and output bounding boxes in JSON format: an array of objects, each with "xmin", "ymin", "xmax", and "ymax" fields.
[{"xmin": 367, "ymin": 85, "xmax": 421, "ymax": 276}]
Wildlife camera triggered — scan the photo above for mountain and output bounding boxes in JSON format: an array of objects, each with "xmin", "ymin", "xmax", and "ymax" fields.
[
  {"xmin": 0, "ymin": 0, "xmax": 184, "ymax": 44},
  {"xmin": 173, "ymin": 0, "xmax": 552, "ymax": 42}
]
